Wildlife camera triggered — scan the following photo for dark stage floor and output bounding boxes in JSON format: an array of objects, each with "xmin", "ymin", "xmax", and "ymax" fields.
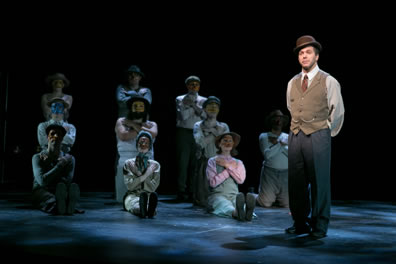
[{"xmin": 1, "ymin": 192, "xmax": 395, "ymax": 264}]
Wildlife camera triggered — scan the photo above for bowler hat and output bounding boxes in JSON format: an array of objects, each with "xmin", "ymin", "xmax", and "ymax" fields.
[
  {"xmin": 45, "ymin": 73, "xmax": 70, "ymax": 87},
  {"xmin": 203, "ymin": 96, "xmax": 221, "ymax": 108},
  {"xmin": 293, "ymin": 35, "xmax": 322, "ymax": 54}
]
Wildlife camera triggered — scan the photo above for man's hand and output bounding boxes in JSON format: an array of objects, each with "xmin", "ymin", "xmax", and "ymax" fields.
[
  {"xmin": 123, "ymin": 120, "xmax": 141, "ymax": 132},
  {"xmin": 131, "ymin": 164, "xmax": 142, "ymax": 176},
  {"xmin": 39, "ymin": 152, "xmax": 48, "ymax": 161},
  {"xmin": 58, "ymin": 154, "xmax": 72, "ymax": 167},
  {"xmin": 182, "ymin": 96, "xmax": 194, "ymax": 106},
  {"xmin": 146, "ymin": 163, "xmax": 159, "ymax": 175},
  {"xmin": 216, "ymin": 157, "xmax": 236, "ymax": 169},
  {"xmin": 268, "ymin": 137, "xmax": 278, "ymax": 145},
  {"xmin": 207, "ymin": 127, "xmax": 218, "ymax": 135},
  {"xmin": 279, "ymin": 138, "xmax": 288, "ymax": 146}
]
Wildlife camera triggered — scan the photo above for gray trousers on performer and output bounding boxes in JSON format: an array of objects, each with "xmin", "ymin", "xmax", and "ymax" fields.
[
  {"xmin": 288, "ymin": 128, "xmax": 331, "ymax": 234},
  {"xmin": 32, "ymin": 187, "xmax": 56, "ymax": 213},
  {"xmin": 176, "ymin": 127, "xmax": 197, "ymax": 195},
  {"xmin": 257, "ymin": 166, "xmax": 289, "ymax": 208}
]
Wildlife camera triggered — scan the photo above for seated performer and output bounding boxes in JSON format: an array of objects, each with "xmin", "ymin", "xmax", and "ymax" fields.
[
  {"xmin": 114, "ymin": 94, "xmax": 158, "ymax": 203},
  {"xmin": 32, "ymin": 124, "xmax": 80, "ymax": 215},
  {"xmin": 123, "ymin": 131, "xmax": 160, "ymax": 218},
  {"xmin": 206, "ymin": 132, "xmax": 256, "ymax": 221}
]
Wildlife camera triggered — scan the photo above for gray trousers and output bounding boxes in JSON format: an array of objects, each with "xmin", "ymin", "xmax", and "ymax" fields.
[
  {"xmin": 32, "ymin": 187, "xmax": 56, "ymax": 213},
  {"xmin": 193, "ymin": 156, "xmax": 209, "ymax": 207},
  {"xmin": 288, "ymin": 129, "xmax": 331, "ymax": 233},
  {"xmin": 257, "ymin": 166, "xmax": 289, "ymax": 208},
  {"xmin": 176, "ymin": 127, "xmax": 197, "ymax": 195}
]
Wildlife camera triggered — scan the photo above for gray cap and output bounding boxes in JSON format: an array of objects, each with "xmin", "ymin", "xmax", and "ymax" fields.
[
  {"xmin": 185, "ymin": 75, "xmax": 201, "ymax": 85},
  {"xmin": 203, "ymin": 96, "xmax": 221, "ymax": 108}
]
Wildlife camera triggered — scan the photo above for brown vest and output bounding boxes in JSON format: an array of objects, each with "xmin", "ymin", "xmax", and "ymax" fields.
[{"xmin": 289, "ymin": 70, "xmax": 329, "ymax": 135}]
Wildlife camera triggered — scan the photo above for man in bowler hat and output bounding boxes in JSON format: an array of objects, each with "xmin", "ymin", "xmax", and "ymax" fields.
[{"xmin": 285, "ymin": 35, "xmax": 345, "ymax": 238}]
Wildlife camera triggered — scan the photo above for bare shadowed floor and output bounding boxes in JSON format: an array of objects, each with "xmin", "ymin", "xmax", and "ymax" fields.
[{"xmin": 1, "ymin": 192, "xmax": 395, "ymax": 264}]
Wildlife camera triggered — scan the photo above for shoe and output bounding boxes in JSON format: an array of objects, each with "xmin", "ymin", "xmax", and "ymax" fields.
[
  {"xmin": 245, "ymin": 193, "xmax": 255, "ymax": 221},
  {"xmin": 285, "ymin": 223, "xmax": 311, "ymax": 235},
  {"xmin": 139, "ymin": 192, "xmax": 148, "ymax": 218},
  {"xmin": 147, "ymin": 192, "xmax": 158, "ymax": 218},
  {"xmin": 55, "ymin": 182, "xmax": 67, "ymax": 215},
  {"xmin": 236, "ymin": 192, "xmax": 245, "ymax": 221},
  {"xmin": 67, "ymin": 183, "xmax": 80, "ymax": 215},
  {"xmin": 310, "ymin": 230, "xmax": 327, "ymax": 239}
]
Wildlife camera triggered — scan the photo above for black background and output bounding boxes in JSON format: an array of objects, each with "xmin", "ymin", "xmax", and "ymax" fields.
[{"xmin": 0, "ymin": 5, "xmax": 393, "ymax": 201}]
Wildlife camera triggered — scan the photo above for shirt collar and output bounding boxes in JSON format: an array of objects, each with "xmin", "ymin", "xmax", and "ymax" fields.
[
  {"xmin": 302, "ymin": 64, "xmax": 320, "ymax": 81},
  {"xmin": 49, "ymin": 119, "xmax": 65, "ymax": 125}
]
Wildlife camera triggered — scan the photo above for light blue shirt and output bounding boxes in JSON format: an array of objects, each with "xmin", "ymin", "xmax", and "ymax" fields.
[{"xmin": 259, "ymin": 132, "xmax": 288, "ymax": 170}]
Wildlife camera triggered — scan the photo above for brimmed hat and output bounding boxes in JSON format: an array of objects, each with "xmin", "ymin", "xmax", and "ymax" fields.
[
  {"xmin": 46, "ymin": 97, "xmax": 69, "ymax": 109},
  {"xmin": 265, "ymin": 110, "xmax": 289, "ymax": 128},
  {"xmin": 45, "ymin": 124, "xmax": 66, "ymax": 138},
  {"xmin": 127, "ymin": 65, "xmax": 145, "ymax": 78},
  {"xmin": 185, "ymin": 75, "xmax": 201, "ymax": 85},
  {"xmin": 45, "ymin": 73, "xmax": 70, "ymax": 87},
  {"xmin": 203, "ymin": 96, "xmax": 221, "ymax": 108},
  {"xmin": 126, "ymin": 95, "xmax": 151, "ymax": 112},
  {"xmin": 136, "ymin": 130, "xmax": 153, "ymax": 150},
  {"xmin": 293, "ymin": 35, "xmax": 322, "ymax": 54},
  {"xmin": 215, "ymin": 132, "xmax": 241, "ymax": 149}
]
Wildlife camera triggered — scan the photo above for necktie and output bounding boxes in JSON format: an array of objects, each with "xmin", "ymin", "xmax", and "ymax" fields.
[{"xmin": 302, "ymin": 74, "xmax": 308, "ymax": 92}]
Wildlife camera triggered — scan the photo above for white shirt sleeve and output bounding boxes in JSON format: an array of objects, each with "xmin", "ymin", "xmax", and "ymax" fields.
[
  {"xmin": 62, "ymin": 123, "xmax": 76, "ymax": 147},
  {"xmin": 286, "ymin": 79, "xmax": 293, "ymax": 112},
  {"xmin": 326, "ymin": 76, "xmax": 345, "ymax": 137},
  {"xmin": 176, "ymin": 96, "xmax": 195, "ymax": 121}
]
